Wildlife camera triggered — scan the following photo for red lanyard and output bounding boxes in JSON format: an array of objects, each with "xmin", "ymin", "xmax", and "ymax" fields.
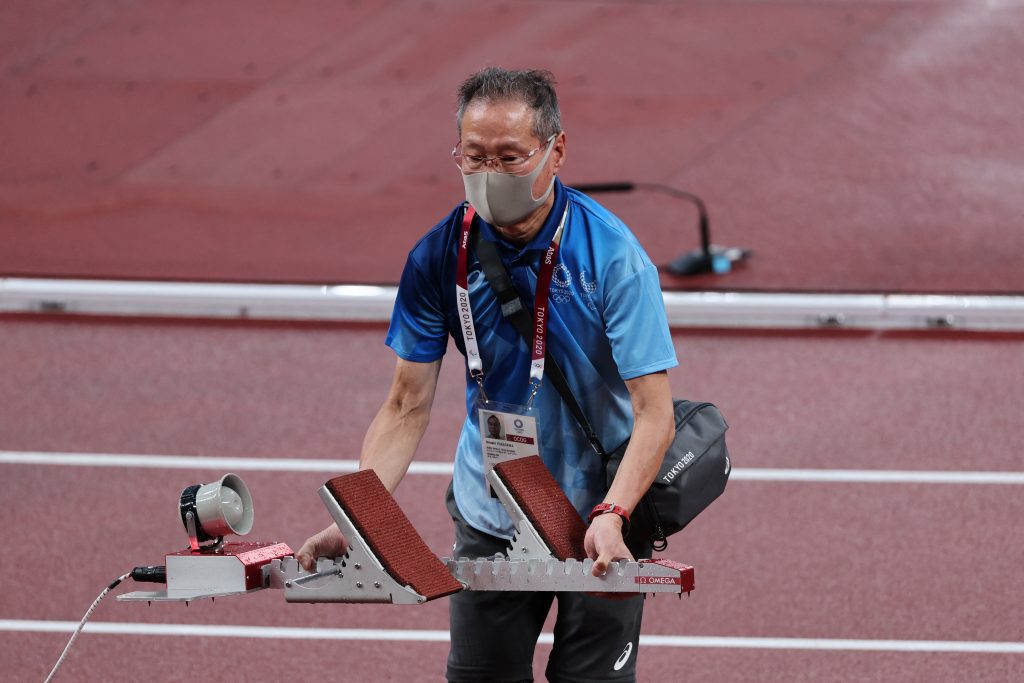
[{"xmin": 456, "ymin": 205, "xmax": 567, "ymax": 400}]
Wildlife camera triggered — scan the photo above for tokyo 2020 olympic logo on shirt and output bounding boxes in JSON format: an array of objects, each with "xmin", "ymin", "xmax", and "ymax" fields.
[
  {"xmin": 551, "ymin": 265, "xmax": 597, "ymax": 311},
  {"xmin": 551, "ymin": 264, "xmax": 574, "ymax": 303},
  {"xmin": 578, "ymin": 268, "xmax": 597, "ymax": 311}
]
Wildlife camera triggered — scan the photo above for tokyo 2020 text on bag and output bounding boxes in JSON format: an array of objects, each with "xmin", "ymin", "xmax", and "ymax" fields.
[{"xmin": 604, "ymin": 399, "xmax": 730, "ymax": 551}]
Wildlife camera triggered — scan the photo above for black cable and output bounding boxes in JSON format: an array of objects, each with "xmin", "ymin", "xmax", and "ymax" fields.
[{"xmin": 570, "ymin": 182, "xmax": 715, "ymax": 275}]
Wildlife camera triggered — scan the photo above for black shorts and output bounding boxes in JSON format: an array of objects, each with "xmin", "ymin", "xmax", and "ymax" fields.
[{"xmin": 445, "ymin": 482, "xmax": 648, "ymax": 683}]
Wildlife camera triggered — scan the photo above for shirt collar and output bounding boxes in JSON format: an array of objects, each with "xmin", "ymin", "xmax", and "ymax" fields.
[{"xmin": 478, "ymin": 177, "xmax": 567, "ymax": 254}]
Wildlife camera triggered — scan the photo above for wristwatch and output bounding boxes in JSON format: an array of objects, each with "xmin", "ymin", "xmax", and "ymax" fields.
[{"xmin": 588, "ymin": 502, "xmax": 631, "ymax": 538}]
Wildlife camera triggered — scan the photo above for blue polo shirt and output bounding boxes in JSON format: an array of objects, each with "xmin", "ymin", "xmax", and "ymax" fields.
[{"xmin": 386, "ymin": 178, "xmax": 678, "ymax": 538}]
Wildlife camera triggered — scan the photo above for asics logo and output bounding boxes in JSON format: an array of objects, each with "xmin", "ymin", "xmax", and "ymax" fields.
[{"xmin": 613, "ymin": 642, "xmax": 633, "ymax": 671}]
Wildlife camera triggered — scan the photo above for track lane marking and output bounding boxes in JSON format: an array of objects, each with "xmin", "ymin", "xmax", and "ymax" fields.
[
  {"xmin": 2, "ymin": 451, "xmax": 1023, "ymax": 484},
  {"xmin": 2, "ymin": 620, "xmax": 1022, "ymax": 653},
  {"xmin": 0, "ymin": 451, "xmax": 448, "ymax": 475}
]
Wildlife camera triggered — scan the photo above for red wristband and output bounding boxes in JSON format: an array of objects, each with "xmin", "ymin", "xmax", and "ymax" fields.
[{"xmin": 588, "ymin": 503, "xmax": 631, "ymax": 537}]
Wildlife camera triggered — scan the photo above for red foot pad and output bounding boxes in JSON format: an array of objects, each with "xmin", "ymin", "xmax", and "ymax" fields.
[
  {"xmin": 493, "ymin": 456, "xmax": 588, "ymax": 560},
  {"xmin": 325, "ymin": 470, "xmax": 462, "ymax": 601}
]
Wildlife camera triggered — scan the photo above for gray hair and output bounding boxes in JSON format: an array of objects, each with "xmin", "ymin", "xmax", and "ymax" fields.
[{"xmin": 455, "ymin": 67, "xmax": 562, "ymax": 141}]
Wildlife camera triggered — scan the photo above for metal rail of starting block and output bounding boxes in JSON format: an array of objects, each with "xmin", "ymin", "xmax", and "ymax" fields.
[{"xmin": 441, "ymin": 556, "xmax": 693, "ymax": 594}]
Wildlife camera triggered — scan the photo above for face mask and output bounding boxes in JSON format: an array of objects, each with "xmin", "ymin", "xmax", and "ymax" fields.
[{"xmin": 461, "ymin": 138, "xmax": 556, "ymax": 227}]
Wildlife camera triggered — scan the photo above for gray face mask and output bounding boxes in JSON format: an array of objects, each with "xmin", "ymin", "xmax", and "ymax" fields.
[{"xmin": 461, "ymin": 138, "xmax": 556, "ymax": 227}]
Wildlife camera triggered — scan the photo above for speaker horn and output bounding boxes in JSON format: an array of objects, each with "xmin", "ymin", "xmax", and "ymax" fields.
[{"xmin": 179, "ymin": 473, "xmax": 254, "ymax": 551}]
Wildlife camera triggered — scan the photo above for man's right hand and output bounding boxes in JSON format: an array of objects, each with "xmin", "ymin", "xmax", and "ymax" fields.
[{"xmin": 295, "ymin": 524, "xmax": 348, "ymax": 571}]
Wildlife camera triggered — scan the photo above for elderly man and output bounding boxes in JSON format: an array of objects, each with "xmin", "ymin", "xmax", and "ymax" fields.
[{"xmin": 298, "ymin": 67, "xmax": 676, "ymax": 682}]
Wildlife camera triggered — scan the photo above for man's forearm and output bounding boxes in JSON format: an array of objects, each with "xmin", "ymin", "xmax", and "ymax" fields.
[
  {"xmin": 603, "ymin": 372, "xmax": 674, "ymax": 514},
  {"xmin": 358, "ymin": 357, "xmax": 441, "ymax": 492},
  {"xmin": 359, "ymin": 400, "xmax": 431, "ymax": 492}
]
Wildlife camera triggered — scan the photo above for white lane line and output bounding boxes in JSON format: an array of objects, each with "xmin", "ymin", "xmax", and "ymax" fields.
[
  {"xmin": 730, "ymin": 468, "xmax": 1024, "ymax": 485},
  {"xmin": 2, "ymin": 451, "xmax": 1024, "ymax": 485},
  {"xmin": 2, "ymin": 620, "xmax": 1022, "ymax": 653},
  {"xmin": 0, "ymin": 451, "xmax": 450, "ymax": 475}
]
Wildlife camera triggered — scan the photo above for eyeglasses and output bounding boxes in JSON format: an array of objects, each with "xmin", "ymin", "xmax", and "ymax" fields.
[{"xmin": 452, "ymin": 133, "xmax": 558, "ymax": 175}]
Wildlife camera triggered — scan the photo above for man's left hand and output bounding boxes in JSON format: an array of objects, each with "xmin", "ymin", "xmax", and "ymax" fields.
[{"xmin": 584, "ymin": 512, "xmax": 634, "ymax": 576}]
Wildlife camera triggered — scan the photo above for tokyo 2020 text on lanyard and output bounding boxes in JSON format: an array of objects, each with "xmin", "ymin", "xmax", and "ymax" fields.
[
  {"xmin": 456, "ymin": 203, "xmax": 569, "ymax": 490},
  {"xmin": 455, "ymin": 203, "xmax": 569, "ymax": 407}
]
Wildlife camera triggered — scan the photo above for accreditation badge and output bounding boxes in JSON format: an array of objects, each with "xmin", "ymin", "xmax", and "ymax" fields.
[{"xmin": 477, "ymin": 399, "xmax": 540, "ymax": 496}]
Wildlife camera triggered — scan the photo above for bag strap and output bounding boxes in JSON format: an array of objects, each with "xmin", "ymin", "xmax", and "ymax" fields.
[{"xmin": 471, "ymin": 217, "xmax": 610, "ymax": 463}]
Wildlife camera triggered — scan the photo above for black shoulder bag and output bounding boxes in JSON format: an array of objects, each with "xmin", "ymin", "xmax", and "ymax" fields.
[{"xmin": 473, "ymin": 221, "xmax": 731, "ymax": 552}]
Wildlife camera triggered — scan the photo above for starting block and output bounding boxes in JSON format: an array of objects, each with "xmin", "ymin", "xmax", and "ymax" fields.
[
  {"xmin": 270, "ymin": 469, "xmax": 463, "ymax": 604},
  {"xmin": 120, "ymin": 456, "xmax": 694, "ymax": 604}
]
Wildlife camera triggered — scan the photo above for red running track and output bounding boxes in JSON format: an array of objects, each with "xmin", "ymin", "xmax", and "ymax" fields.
[
  {"xmin": 3, "ymin": 1, "xmax": 1024, "ymax": 293},
  {"xmin": 1, "ymin": 316, "xmax": 1022, "ymax": 681}
]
